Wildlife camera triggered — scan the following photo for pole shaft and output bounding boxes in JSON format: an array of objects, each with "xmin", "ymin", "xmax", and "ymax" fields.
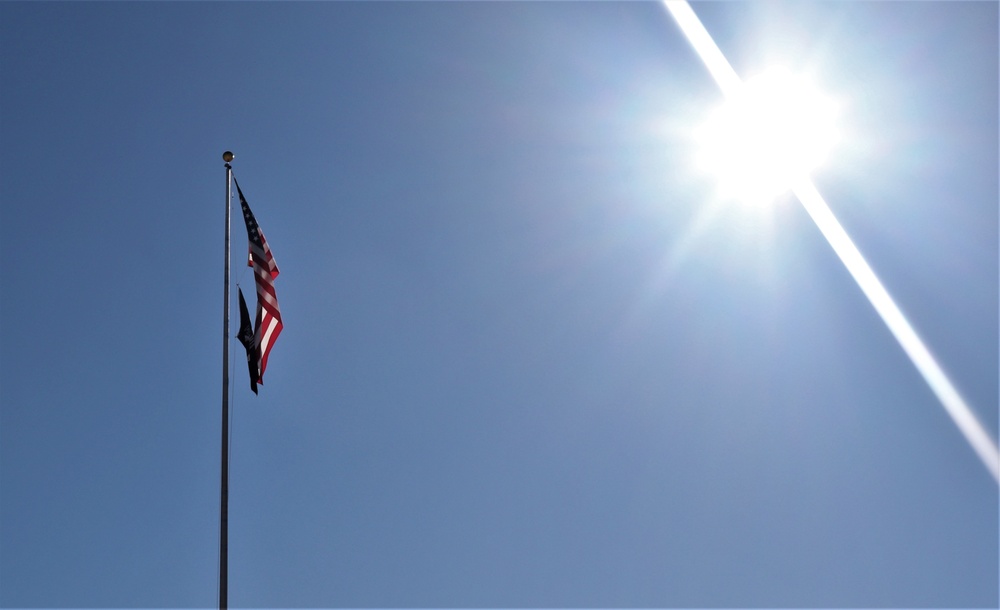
[{"xmin": 220, "ymin": 162, "xmax": 231, "ymax": 610}]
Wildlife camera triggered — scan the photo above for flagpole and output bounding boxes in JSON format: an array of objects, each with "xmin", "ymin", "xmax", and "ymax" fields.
[{"xmin": 220, "ymin": 150, "xmax": 234, "ymax": 610}]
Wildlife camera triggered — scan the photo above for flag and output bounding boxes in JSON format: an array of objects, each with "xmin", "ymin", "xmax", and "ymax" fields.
[
  {"xmin": 235, "ymin": 178, "xmax": 283, "ymax": 384},
  {"xmin": 237, "ymin": 288, "xmax": 259, "ymax": 395}
]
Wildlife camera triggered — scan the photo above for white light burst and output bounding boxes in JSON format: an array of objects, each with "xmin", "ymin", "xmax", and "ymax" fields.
[{"xmin": 696, "ymin": 68, "xmax": 839, "ymax": 205}]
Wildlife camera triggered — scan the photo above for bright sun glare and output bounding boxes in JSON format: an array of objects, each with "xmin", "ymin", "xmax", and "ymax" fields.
[
  {"xmin": 666, "ymin": 0, "xmax": 999, "ymax": 482},
  {"xmin": 696, "ymin": 68, "xmax": 839, "ymax": 205}
]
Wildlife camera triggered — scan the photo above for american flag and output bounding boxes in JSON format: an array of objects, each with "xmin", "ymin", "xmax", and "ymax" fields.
[{"xmin": 235, "ymin": 179, "xmax": 282, "ymax": 385}]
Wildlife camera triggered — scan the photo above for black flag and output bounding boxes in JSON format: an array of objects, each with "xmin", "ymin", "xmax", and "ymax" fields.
[{"xmin": 237, "ymin": 287, "xmax": 259, "ymax": 394}]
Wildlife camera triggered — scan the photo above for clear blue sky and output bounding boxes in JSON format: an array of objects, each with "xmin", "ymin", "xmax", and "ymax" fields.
[{"xmin": 1, "ymin": 1, "xmax": 996, "ymax": 608}]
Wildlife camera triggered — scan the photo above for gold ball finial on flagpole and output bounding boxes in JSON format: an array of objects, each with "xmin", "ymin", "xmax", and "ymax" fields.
[{"xmin": 223, "ymin": 151, "xmax": 234, "ymax": 163}]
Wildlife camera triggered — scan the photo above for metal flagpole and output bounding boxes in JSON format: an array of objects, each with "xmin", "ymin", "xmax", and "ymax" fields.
[{"xmin": 220, "ymin": 150, "xmax": 234, "ymax": 610}]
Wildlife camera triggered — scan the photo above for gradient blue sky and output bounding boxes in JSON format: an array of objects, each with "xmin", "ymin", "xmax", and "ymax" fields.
[{"xmin": 1, "ymin": 2, "xmax": 997, "ymax": 608}]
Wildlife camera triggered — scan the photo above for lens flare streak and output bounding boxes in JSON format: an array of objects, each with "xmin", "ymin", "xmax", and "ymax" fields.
[{"xmin": 664, "ymin": 0, "xmax": 1000, "ymax": 482}]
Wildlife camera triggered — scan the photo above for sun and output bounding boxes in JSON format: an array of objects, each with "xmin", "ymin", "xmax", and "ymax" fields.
[{"xmin": 695, "ymin": 68, "xmax": 840, "ymax": 206}]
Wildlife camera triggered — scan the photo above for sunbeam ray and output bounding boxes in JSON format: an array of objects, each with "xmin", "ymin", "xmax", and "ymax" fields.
[{"xmin": 664, "ymin": 0, "xmax": 1000, "ymax": 482}]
